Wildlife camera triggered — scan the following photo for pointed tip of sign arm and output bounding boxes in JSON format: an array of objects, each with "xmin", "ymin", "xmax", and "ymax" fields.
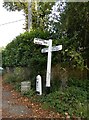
[
  {"xmin": 34, "ymin": 38, "xmax": 50, "ymax": 46},
  {"xmin": 34, "ymin": 38, "xmax": 37, "ymax": 43},
  {"xmin": 59, "ymin": 45, "xmax": 62, "ymax": 50}
]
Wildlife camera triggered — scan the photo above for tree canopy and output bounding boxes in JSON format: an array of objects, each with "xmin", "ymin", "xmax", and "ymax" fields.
[
  {"xmin": 3, "ymin": 1, "xmax": 55, "ymax": 31},
  {"xmin": 52, "ymin": 2, "xmax": 89, "ymax": 68}
]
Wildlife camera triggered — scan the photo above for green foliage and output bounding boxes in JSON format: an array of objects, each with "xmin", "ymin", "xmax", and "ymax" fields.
[
  {"xmin": 36, "ymin": 86, "xmax": 87, "ymax": 117},
  {"xmin": 22, "ymin": 89, "xmax": 35, "ymax": 98},
  {"xmin": 0, "ymin": 47, "xmax": 4, "ymax": 67},
  {"xmin": 2, "ymin": 30, "xmax": 50, "ymax": 67},
  {"xmin": 4, "ymin": 73, "xmax": 16, "ymax": 84},
  {"xmin": 3, "ymin": 1, "xmax": 24, "ymax": 11},
  {"xmin": 51, "ymin": 2, "xmax": 89, "ymax": 70},
  {"xmin": 4, "ymin": 67, "xmax": 32, "ymax": 92},
  {"xmin": 50, "ymin": 78, "xmax": 61, "ymax": 92},
  {"xmin": 4, "ymin": 67, "xmax": 29, "ymax": 85},
  {"xmin": 14, "ymin": 82, "xmax": 21, "ymax": 92},
  {"xmin": 67, "ymin": 77, "xmax": 87, "ymax": 91},
  {"xmin": 3, "ymin": 1, "xmax": 55, "ymax": 31},
  {"xmin": 32, "ymin": 77, "xmax": 88, "ymax": 117}
]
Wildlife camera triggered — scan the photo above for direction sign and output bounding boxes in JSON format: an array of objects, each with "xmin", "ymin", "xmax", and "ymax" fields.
[
  {"xmin": 41, "ymin": 45, "xmax": 62, "ymax": 53},
  {"xmin": 34, "ymin": 38, "xmax": 49, "ymax": 46},
  {"xmin": 34, "ymin": 38, "xmax": 63, "ymax": 89}
]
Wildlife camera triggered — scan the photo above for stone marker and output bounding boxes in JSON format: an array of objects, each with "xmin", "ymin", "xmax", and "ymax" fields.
[{"xmin": 21, "ymin": 81, "xmax": 31, "ymax": 93}]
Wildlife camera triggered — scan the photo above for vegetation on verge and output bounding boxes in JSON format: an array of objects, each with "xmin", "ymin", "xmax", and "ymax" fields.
[{"xmin": 3, "ymin": 70, "xmax": 88, "ymax": 118}]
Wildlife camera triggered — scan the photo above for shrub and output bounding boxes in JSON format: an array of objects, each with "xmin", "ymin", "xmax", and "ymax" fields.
[
  {"xmin": 67, "ymin": 77, "xmax": 87, "ymax": 91},
  {"xmin": 2, "ymin": 30, "xmax": 50, "ymax": 67},
  {"xmin": 4, "ymin": 73, "xmax": 16, "ymax": 84}
]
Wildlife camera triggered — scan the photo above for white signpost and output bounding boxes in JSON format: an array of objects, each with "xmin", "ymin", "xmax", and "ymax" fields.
[
  {"xmin": 46, "ymin": 39, "xmax": 52, "ymax": 87},
  {"xmin": 34, "ymin": 38, "xmax": 62, "ymax": 88},
  {"xmin": 41, "ymin": 45, "xmax": 62, "ymax": 53},
  {"xmin": 34, "ymin": 38, "xmax": 49, "ymax": 46}
]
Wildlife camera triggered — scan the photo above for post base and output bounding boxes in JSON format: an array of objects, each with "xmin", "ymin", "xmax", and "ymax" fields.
[{"xmin": 46, "ymin": 87, "xmax": 50, "ymax": 94}]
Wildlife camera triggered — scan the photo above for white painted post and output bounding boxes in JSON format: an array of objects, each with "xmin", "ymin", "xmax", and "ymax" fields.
[
  {"xmin": 34, "ymin": 38, "xmax": 62, "ymax": 93},
  {"xmin": 46, "ymin": 39, "xmax": 52, "ymax": 87},
  {"xmin": 36, "ymin": 75, "xmax": 42, "ymax": 95}
]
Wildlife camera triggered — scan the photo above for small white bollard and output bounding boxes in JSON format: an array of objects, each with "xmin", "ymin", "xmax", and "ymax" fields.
[
  {"xmin": 21, "ymin": 81, "xmax": 31, "ymax": 93},
  {"xmin": 36, "ymin": 75, "xmax": 42, "ymax": 95}
]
